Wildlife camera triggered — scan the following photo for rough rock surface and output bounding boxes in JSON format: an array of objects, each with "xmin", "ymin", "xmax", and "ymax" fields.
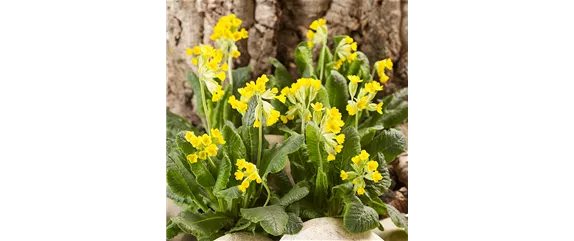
[
  {"xmin": 372, "ymin": 218, "xmax": 408, "ymax": 241},
  {"xmin": 280, "ymin": 217, "xmax": 383, "ymax": 240},
  {"xmin": 214, "ymin": 232, "xmax": 272, "ymax": 241},
  {"xmin": 166, "ymin": 0, "xmax": 408, "ymax": 118}
]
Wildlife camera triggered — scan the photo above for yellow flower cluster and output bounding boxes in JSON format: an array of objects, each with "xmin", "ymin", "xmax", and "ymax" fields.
[
  {"xmin": 234, "ymin": 159, "xmax": 262, "ymax": 192},
  {"xmin": 340, "ymin": 150, "xmax": 384, "ymax": 195},
  {"xmin": 184, "ymin": 129, "xmax": 226, "ymax": 163},
  {"xmin": 320, "ymin": 107, "xmax": 346, "ymax": 161},
  {"xmin": 229, "ymin": 74, "xmax": 281, "ymax": 127},
  {"xmin": 210, "ymin": 14, "xmax": 249, "ymax": 43},
  {"xmin": 185, "ymin": 45, "xmax": 227, "ymax": 101},
  {"xmin": 346, "ymin": 75, "xmax": 384, "ymax": 115},
  {"xmin": 334, "ymin": 36, "xmax": 358, "ymax": 70},
  {"xmin": 306, "ymin": 18, "xmax": 328, "ymax": 49},
  {"xmin": 279, "ymin": 78, "xmax": 322, "ymax": 125},
  {"xmin": 374, "ymin": 58, "xmax": 393, "ymax": 83}
]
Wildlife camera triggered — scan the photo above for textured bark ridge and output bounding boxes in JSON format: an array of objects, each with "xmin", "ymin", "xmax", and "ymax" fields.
[{"xmin": 167, "ymin": 0, "xmax": 408, "ymax": 119}]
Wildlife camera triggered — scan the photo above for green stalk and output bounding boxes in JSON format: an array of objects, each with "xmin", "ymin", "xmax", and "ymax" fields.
[
  {"xmin": 198, "ymin": 77, "xmax": 211, "ymax": 134},
  {"xmin": 227, "ymin": 54, "xmax": 234, "ymax": 89},
  {"xmin": 355, "ymin": 111, "xmax": 359, "ymax": 129},
  {"xmin": 263, "ymin": 182, "xmax": 272, "ymax": 206},
  {"xmin": 207, "ymin": 156, "xmax": 217, "ymax": 170},
  {"xmin": 319, "ymin": 41, "xmax": 327, "ymax": 81}
]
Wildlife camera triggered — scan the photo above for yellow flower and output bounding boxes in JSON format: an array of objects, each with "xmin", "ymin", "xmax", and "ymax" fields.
[
  {"xmin": 236, "ymin": 159, "xmax": 248, "ymax": 169},
  {"xmin": 347, "ymin": 52, "xmax": 357, "ymax": 62},
  {"xmin": 348, "ymin": 75, "xmax": 362, "ymax": 84},
  {"xmin": 359, "ymin": 150, "xmax": 369, "ymax": 161},
  {"xmin": 238, "ymin": 179, "xmax": 250, "ymax": 192},
  {"xmin": 367, "ymin": 161, "xmax": 378, "ymax": 172},
  {"xmin": 351, "ymin": 42, "xmax": 357, "ymax": 51},
  {"xmin": 306, "ymin": 114, "xmax": 311, "ymax": 121},
  {"xmin": 232, "ymin": 50, "xmax": 241, "ymax": 58},
  {"xmin": 352, "ymin": 156, "xmax": 360, "ymax": 164},
  {"xmin": 336, "ymin": 134, "xmax": 345, "ymax": 144},
  {"xmin": 346, "ymin": 103, "xmax": 357, "ymax": 116},
  {"xmin": 191, "ymin": 58, "xmax": 198, "ymax": 65},
  {"xmin": 253, "ymin": 119, "xmax": 261, "ymax": 127},
  {"xmin": 201, "ymin": 134, "xmax": 211, "ymax": 146},
  {"xmin": 220, "ymin": 63, "xmax": 228, "ymax": 71},
  {"xmin": 312, "ymin": 102, "xmax": 324, "ymax": 112},
  {"xmin": 245, "ymin": 163, "xmax": 255, "ymax": 173},
  {"xmin": 186, "ymin": 48, "xmax": 193, "ymax": 56},
  {"xmin": 234, "ymin": 171, "xmax": 244, "ymax": 180},
  {"xmin": 376, "ymin": 58, "xmax": 393, "ymax": 83},
  {"xmin": 357, "ymin": 187, "xmax": 365, "ymax": 195},
  {"xmin": 274, "ymin": 94, "xmax": 286, "ymax": 103},
  {"xmin": 335, "ymin": 145, "xmax": 343, "ymax": 153},
  {"xmin": 186, "ymin": 153, "xmax": 198, "ymax": 164},
  {"xmin": 310, "ymin": 18, "xmax": 326, "ymax": 30},
  {"xmin": 228, "ymin": 95, "xmax": 248, "ymax": 114},
  {"xmin": 198, "ymin": 151, "xmax": 207, "ymax": 160},
  {"xmin": 340, "ymin": 170, "xmax": 349, "ymax": 180},
  {"xmin": 307, "ymin": 30, "xmax": 315, "ymax": 40},
  {"xmin": 376, "ymin": 102, "xmax": 383, "ymax": 114},
  {"xmin": 365, "ymin": 82, "xmax": 383, "ymax": 93},
  {"xmin": 210, "ymin": 128, "xmax": 226, "ymax": 145},
  {"xmin": 280, "ymin": 115, "xmax": 288, "ymax": 124},
  {"xmin": 327, "ymin": 153, "xmax": 335, "ymax": 161},
  {"xmin": 211, "ymin": 87, "xmax": 224, "ymax": 102},
  {"xmin": 307, "ymin": 41, "xmax": 313, "ymax": 48},
  {"xmin": 266, "ymin": 110, "xmax": 281, "ymax": 126},
  {"xmin": 185, "ymin": 131, "xmax": 194, "ymax": 143},
  {"xmin": 356, "ymin": 96, "xmax": 368, "ymax": 110},
  {"xmin": 345, "ymin": 36, "xmax": 353, "ymax": 44},
  {"xmin": 206, "ymin": 144, "xmax": 218, "ymax": 156},
  {"xmin": 192, "ymin": 46, "xmax": 201, "ymax": 55},
  {"xmin": 216, "ymin": 71, "xmax": 226, "ymax": 81},
  {"xmin": 372, "ymin": 171, "xmax": 383, "ymax": 182}
]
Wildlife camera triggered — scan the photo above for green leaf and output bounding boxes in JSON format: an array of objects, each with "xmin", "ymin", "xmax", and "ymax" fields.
[
  {"xmin": 215, "ymin": 186, "xmax": 243, "ymax": 204},
  {"xmin": 239, "ymin": 98, "xmax": 262, "ymax": 163},
  {"xmin": 347, "ymin": 51, "xmax": 370, "ymax": 79},
  {"xmin": 370, "ymin": 153, "xmax": 392, "ymax": 195},
  {"xmin": 358, "ymin": 124, "xmax": 384, "ymax": 147},
  {"xmin": 294, "ymin": 43, "xmax": 315, "ymax": 78},
  {"xmin": 305, "ymin": 123, "xmax": 323, "ymax": 166},
  {"xmin": 189, "ymin": 161, "xmax": 215, "ymax": 188},
  {"xmin": 214, "ymin": 153, "xmax": 232, "ymax": 192},
  {"xmin": 240, "ymin": 205, "xmax": 289, "ymax": 236},
  {"xmin": 229, "ymin": 218, "xmax": 252, "ymax": 233},
  {"xmin": 175, "ymin": 131, "xmax": 195, "ymax": 156},
  {"xmin": 171, "ymin": 211, "xmax": 232, "ymax": 238},
  {"xmin": 343, "ymin": 195, "xmax": 380, "ymax": 233},
  {"xmin": 325, "ymin": 70, "xmax": 349, "ymax": 112},
  {"xmin": 316, "ymin": 86, "xmax": 331, "ymax": 108},
  {"xmin": 210, "ymin": 85, "xmax": 232, "ymax": 130},
  {"xmin": 332, "ymin": 182, "xmax": 353, "ymax": 199},
  {"xmin": 166, "ymin": 109, "xmax": 192, "ymax": 141},
  {"xmin": 166, "ymin": 219, "xmax": 183, "ymax": 239},
  {"xmin": 383, "ymin": 101, "xmax": 408, "ymax": 128},
  {"xmin": 386, "ymin": 203, "xmax": 408, "ymax": 234},
  {"xmin": 186, "ymin": 71, "xmax": 204, "ymax": 117},
  {"xmin": 232, "ymin": 66, "xmax": 252, "ymax": 96},
  {"xmin": 284, "ymin": 212, "xmax": 303, "ymax": 234},
  {"xmin": 366, "ymin": 129, "xmax": 407, "ymax": 164},
  {"xmin": 259, "ymin": 134, "xmax": 304, "ymax": 176},
  {"xmin": 166, "ymin": 169, "xmax": 194, "ymax": 200},
  {"xmin": 339, "ymin": 126, "xmax": 361, "ymax": 170},
  {"xmin": 270, "ymin": 57, "xmax": 293, "ymax": 89},
  {"xmin": 222, "ymin": 124, "xmax": 246, "ymax": 162},
  {"xmin": 278, "ymin": 185, "xmax": 309, "ymax": 206},
  {"xmin": 333, "ymin": 35, "xmax": 347, "ymax": 47}
]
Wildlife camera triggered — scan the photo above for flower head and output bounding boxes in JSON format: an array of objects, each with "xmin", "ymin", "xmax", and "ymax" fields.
[
  {"xmin": 375, "ymin": 58, "xmax": 393, "ymax": 83},
  {"xmin": 307, "ymin": 18, "xmax": 328, "ymax": 49},
  {"xmin": 333, "ymin": 35, "xmax": 359, "ymax": 70},
  {"xmin": 235, "ymin": 159, "xmax": 262, "ymax": 192},
  {"xmin": 185, "ymin": 45, "xmax": 227, "ymax": 102},
  {"xmin": 341, "ymin": 150, "xmax": 385, "ymax": 196},
  {"xmin": 230, "ymin": 74, "xmax": 282, "ymax": 127},
  {"xmin": 183, "ymin": 129, "xmax": 225, "ymax": 164}
]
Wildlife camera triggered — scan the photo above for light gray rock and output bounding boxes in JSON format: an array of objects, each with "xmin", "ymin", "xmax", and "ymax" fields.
[
  {"xmin": 214, "ymin": 232, "xmax": 272, "ymax": 241},
  {"xmin": 166, "ymin": 198, "xmax": 182, "ymax": 222},
  {"xmin": 280, "ymin": 217, "xmax": 383, "ymax": 240}
]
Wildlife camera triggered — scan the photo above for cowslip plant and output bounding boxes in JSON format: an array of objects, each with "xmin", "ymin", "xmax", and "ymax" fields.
[
  {"xmin": 167, "ymin": 14, "xmax": 310, "ymax": 240},
  {"xmin": 269, "ymin": 18, "xmax": 408, "ymax": 234}
]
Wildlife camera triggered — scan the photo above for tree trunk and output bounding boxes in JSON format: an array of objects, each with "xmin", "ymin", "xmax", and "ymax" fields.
[{"xmin": 167, "ymin": 0, "xmax": 408, "ymax": 121}]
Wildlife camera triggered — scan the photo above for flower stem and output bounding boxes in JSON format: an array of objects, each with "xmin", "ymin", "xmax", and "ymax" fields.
[
  {"xmin": 257, "ymin": 111, "xmax": 263, "ymax": 167},
  {"xmin": 355, "ymin": 111, "xmax": 359, "ymax": 129},
  {"xmin": 227, "ymin": 55, "xmax": 233, "ymax": 89},
  {"xmin": 198, "ymin": 77, "xmax": 211, "ymax": 134},
  {"xmin": 207, "ymin": 156, "xmax": 217, "ymax": 170},
  {"xmin": 319, "ymin": 41, "xmax": 327, "ymax": 81},
  {"xmin": 263, "ymin": 182, "xmax": 271, "ymax": 206}
]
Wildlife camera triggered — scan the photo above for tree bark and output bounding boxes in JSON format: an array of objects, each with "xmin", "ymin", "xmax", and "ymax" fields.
[{"xmin": 167, "ymin": 0, "xmax": 408, "ymax": 119}]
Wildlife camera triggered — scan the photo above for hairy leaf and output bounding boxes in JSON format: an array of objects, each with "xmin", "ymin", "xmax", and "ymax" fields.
[
  {"xmin": 284, "ymin": 212, "xmax": 303, "ymax": 234},
  {"xmin": 171, "ymin": 211, "xmax": 232, "ymax": 238},
  {"xmin": 166, "ymin": 220, "xmax": 183, "ymax": 239},
  {"xmin": 214, "ymin": 153, "xmax": 231, "ymax": 192},
  {"xmin": 294, "ymin": 43, "xmax": 315, "ymax": 78},
  {"xmin": 359, "ymin": 124, "xmax": 384, "ymax": 147},
  {"xmin": 270, "ymin": 57, "xmax": 293, "ymax": 89},
  {"xmin": 326, "ymin": 70, "xmax": 349, "ymax": 112},
  {"xmin": 343, "ymin": 195, "xmax": 379, "ymax": 233},
  {"xmin": 278, "ymin": 186, "xmax": 309, "ymax": 206},
  {"xmin": 186, "ymin": 71, "xmax": 204, "ymax": 117},
  {"xmin": 259, "ymin": 134, "xmax": 304, "ymax": 176},
  {"xmin": 232, "ymin": 66, "xmax": 252, "ymax": 96},
  {"xmin": 386, "ymin": 203, "xmax": 408, "ymax": 233},
  {"xmin": 222, "ymin": 125, "xmax": 246, "ymax": 162},
  {"xmin": 189, "ymin": 161, "xmax": 215, "ymax": 188},
  {"xmin": 339, "ymin": 126, "xmax": 361, "ymax": 170},
  {"xmin": 366, "ymin": 129, "xmax": 407, "ymax": 164},
  {"xmin": 241, "ymin": 205, "xmax": 289, "ymax": 236}
]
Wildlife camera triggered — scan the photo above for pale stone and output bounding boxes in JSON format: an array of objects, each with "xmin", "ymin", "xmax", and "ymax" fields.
[
  {"xmin": 166, "ymin": 198, "xmax": 182, "ymax": 222},
  {"xmin": 280, "ymin": 217, "xmax": 383, "ymax": 240},
  {"xmin": 215, "ymin": 232, "xmax": 272, "ymax": 241}
]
